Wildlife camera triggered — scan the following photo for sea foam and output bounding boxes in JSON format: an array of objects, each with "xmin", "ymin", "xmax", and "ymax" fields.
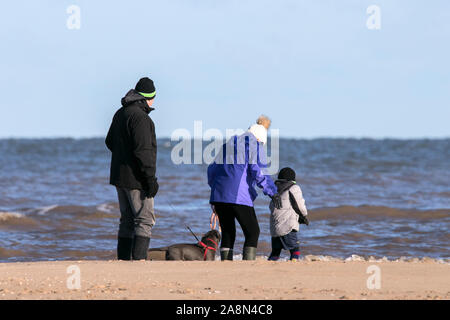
[{"xmin": 0, "ymin": 211, "xmax": 25, "ymax": 222}]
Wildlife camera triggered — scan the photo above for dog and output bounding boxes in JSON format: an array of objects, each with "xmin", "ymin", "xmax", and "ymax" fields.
[{"xmin": 147, "ymin": 230, "xmax": 221, "ymax": 261}]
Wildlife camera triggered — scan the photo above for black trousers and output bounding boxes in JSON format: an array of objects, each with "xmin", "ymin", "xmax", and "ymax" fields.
[{"xmin": 213, "ymin": 202, "xmax": 260, "ymax": 248}]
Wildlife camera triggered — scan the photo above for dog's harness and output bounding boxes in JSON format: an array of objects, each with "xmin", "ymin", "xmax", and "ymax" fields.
[{"xmin": 198, "ymin": 238, "xmax": 218, "ymax": 261}]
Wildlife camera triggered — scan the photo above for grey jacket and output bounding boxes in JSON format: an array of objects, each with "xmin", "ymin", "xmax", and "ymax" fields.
[{"xmin": 269, "ymin": 179, "xmax": 308, "ymax": 237}]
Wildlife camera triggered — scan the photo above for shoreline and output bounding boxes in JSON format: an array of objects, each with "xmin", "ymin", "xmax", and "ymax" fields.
[
  {"xmin": 1, "ymin": 254, "xmax": 449, "ymax": 264},
  {"xmin": 0, "ymin": 259, "xmax": 448, "ymax": 300}
]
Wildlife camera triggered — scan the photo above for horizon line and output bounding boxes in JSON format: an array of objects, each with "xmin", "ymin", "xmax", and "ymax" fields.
[{"xmin": 0, "ymin": 135, "xmax": 449, "ymax": 141}]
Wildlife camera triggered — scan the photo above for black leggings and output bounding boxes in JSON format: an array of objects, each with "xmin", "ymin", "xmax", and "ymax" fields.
[{"xmin": 213, "ymin": 202, "xmax": 260, "ymax": 248}]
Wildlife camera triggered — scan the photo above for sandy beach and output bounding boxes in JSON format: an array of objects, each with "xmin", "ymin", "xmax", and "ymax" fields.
[{"xmin": 0, "ymin": 258, "xmax": 448, "ymax": 300}]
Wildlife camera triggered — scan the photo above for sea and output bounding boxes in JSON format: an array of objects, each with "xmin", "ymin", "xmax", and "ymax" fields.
[{"xmin": 0, "ymin": 138, "xmax": 449, "ymax": 262}]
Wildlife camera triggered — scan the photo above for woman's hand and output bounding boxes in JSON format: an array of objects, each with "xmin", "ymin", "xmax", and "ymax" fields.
[{"xmin": 210, "ymin": 209, "xmax": 221, "ymax": 232}]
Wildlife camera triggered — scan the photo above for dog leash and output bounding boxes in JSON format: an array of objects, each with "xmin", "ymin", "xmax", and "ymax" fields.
[
  {"xmin": 186, "ymin": 225, "xmax": 200, "ymax": 242},
  {"xmin": 167, "ymin": 202, "xmax": 201, "ymax": 242},
  {"xmin": 210, "ymin": 206, "xmax": 221, "ymax": 233},
  {"xmin": 169, "ymin": 201, "xmax": 220, "ymax": 239}
]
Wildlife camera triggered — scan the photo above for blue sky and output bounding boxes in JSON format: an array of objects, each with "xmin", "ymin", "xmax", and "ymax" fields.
[{"xmin": 0, "ymin": 0, "xmax": 449, "ymax": 138}]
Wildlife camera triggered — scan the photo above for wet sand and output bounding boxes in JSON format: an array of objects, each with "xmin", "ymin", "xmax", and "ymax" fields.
[{"xmin": 0, "ymin": 259, "xmax": 448, "ymax": 300}]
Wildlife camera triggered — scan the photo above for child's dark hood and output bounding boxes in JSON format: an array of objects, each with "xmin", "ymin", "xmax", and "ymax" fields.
[{"xmin": 275, "ymin": 179, "xmax": 296, "ymax": 194}]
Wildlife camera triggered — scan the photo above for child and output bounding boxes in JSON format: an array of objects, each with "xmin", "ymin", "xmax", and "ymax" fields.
[{"xmin": 268, "ymin": 167, "xmax": 308, "ymax": 261}]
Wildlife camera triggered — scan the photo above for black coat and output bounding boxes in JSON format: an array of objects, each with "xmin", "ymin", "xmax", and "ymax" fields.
[{"xmin": 106, "ymin": 89, "xmax": 157, "ymax": 192}]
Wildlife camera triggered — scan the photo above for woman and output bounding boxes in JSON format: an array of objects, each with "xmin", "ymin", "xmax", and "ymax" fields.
[{"xmin": 207, "ymin": 122, "xmax": 281, "ymax": 260}]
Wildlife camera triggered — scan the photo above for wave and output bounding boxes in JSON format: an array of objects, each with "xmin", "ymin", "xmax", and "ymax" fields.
[
  {"xmin": 215, "ymin": 254, "xmax": 450, "ymax": 264},
  {"xmin": 34, "ymin": 205, "xmax": 59, "ymax": 215},
  {"xmin": 1, "ymin": 203, "xmax": 448, "ymax": 262},
  {"xmin": 26, "ymin": 204, "xmax": 119, "ymax": 217},
  {"xmin": 219, "ymin": 254, "xmax": 449, "ymax": 263},
  {"xmin": 1, "ymin": 249, "xmax": 447, "ymax": 263},
  {"xmin": 0, "ymin": 211, "xmax": 25, "ymax": 221},
  {"xmin": 309, "ymin": 205, "xmax": 450, "ymax": 220},
  {"xmin": 0, "ymin": 247, "xmax": 27, "ymax": 259},
  {"xmin": 257, "ymin": 205, "xmax": 450, "ymax": 221},
  {"xmin": 96, "ymin": 203, "xmax": 117, "ymax": 214},
  {"xmin": 0, "ymin": 204, "xmax": 119, "ymax": 229},
  {"xmin": 0, "ymin": 211, "xmax": 38, "ymax": 230},
  {"xmin": 2, "ymin": 204, "xmax": 448, "ymax": 229}
]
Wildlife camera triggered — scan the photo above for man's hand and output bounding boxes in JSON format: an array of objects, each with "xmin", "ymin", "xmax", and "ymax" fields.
[
  {"xmin": 271, "ymin": 193, "xmax": 282, "ymax": 209},
  {"xmin": 146, "ymin": 177, "xmax": 159, "ymax": 198}
]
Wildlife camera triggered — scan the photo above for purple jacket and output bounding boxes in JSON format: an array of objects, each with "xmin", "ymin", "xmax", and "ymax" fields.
[{"xmin": 207, "ymin": 133, "xmax": 277, "ymax": 207}]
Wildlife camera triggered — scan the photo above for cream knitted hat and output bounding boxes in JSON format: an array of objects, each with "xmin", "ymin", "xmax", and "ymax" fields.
[{"xmin": 247, "ymin": 124, "xmax": 267, "ymax": 144}]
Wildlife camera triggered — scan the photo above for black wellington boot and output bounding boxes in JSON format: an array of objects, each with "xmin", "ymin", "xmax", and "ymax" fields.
[
  {"xmin": 117, "ymin": 237, "xmax": 133, "ymax": 260},
  {"xmin": 220, "ymin": 248, "xmax": 234, "ymax": 261},
  {"xmin": 132, "ymin": 236, "xmax": 150, "ymax": 260},
  {"xmin": 242, "ymin": 246, "xmax": 257, "ymax": 260}
]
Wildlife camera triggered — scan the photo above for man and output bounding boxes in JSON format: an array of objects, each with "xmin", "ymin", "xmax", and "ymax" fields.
[{"xmin": 105, "ymin": 77, "xmax": 159, "ymax": 260}]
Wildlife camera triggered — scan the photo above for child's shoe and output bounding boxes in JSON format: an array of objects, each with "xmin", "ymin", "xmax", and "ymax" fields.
[{"xmin": 290, "ymin": 249, "xmax": 300, "ymax": 261}]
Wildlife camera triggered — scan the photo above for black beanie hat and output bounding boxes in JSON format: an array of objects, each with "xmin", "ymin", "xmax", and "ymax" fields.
[
  {"xmin": 135, "ymin": 77, "xmax": 156, "ymax": 100},
  {"xmin": 278, "ymin": 167, "xmax": 296, "ymax": 181}
]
